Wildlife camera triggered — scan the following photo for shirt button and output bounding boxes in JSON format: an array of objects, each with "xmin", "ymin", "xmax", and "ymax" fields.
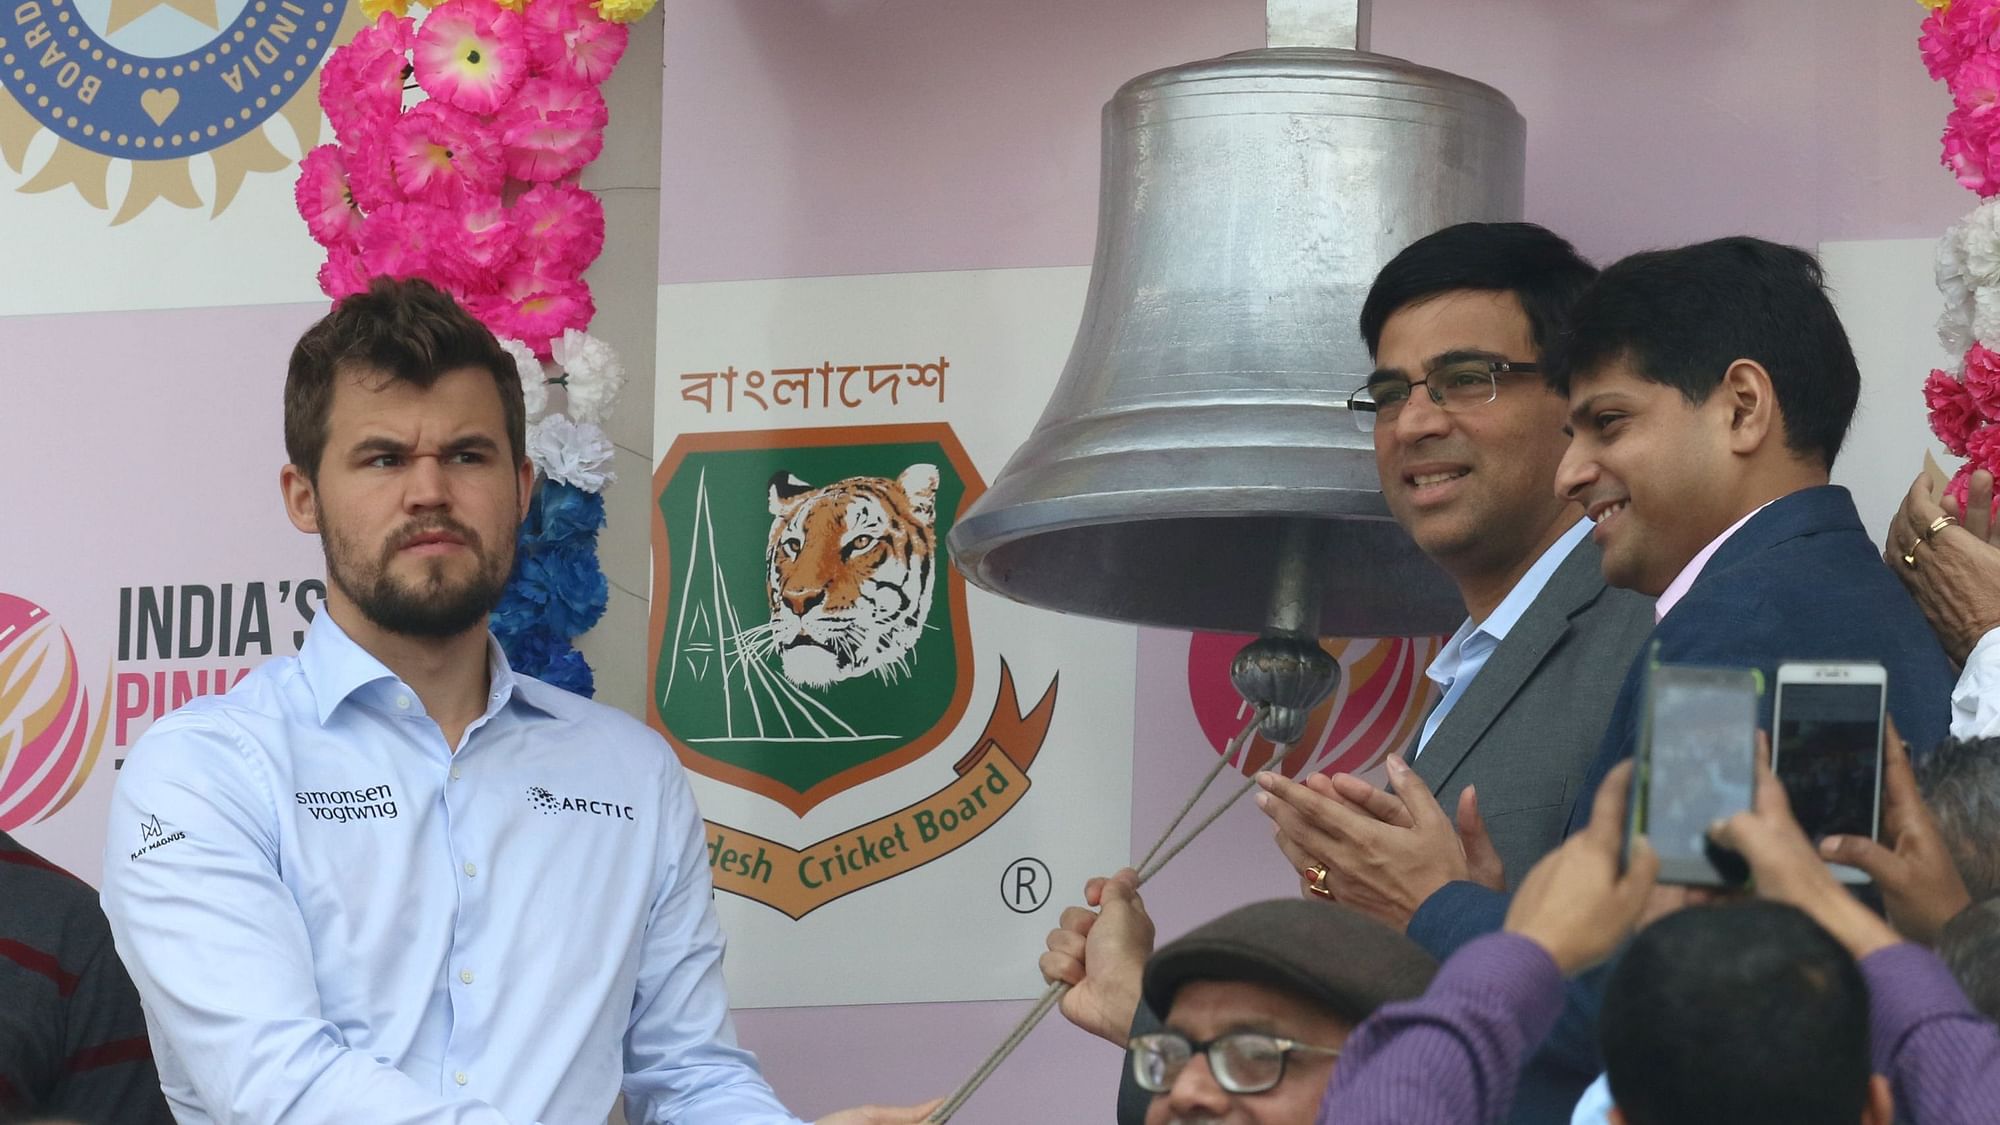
[
  {"xmin": 463, "ymin": 862, "xmax": 477, "ymax": 877},
  {"xmin": 395, "ymin": 694, "xmax": 411, "ymax": 710},
  {"xmin": 460, "ymin": 969, "xmax": 475, "ymax": 984},
  {"xmin": 454, "ymin": 1072, "xmax": 469, "ymax": 1086},
  {"xmin": 450, "ymin": 767, "xmax": 463, "ymax": 781}
]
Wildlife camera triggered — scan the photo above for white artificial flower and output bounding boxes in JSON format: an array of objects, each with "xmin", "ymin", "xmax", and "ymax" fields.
[
  {"xmin": 1961, "ymin": 199, "xmax": 2000, "ymax": 286},
  {"xmin": 1942, "ymin": 302, "xmax": 1975, "ymax": 356},
  {"xmin": 1938, "ymin": 226, "xmax": 1977, "ymax": 355},
  {"xmin": 527, "ymin": 414, "xmax": 617, "ymax": 492},
  {"xmin": 500, "ymin": 337, "xmax": 550, "ymax": 418},
  {"xmin": 1974, "ymin": 287, "xmax": 2000, "ymax": 351},
  {"xmin": 551, "ymin": 329, "xmax": 626, "ymax": 426}
]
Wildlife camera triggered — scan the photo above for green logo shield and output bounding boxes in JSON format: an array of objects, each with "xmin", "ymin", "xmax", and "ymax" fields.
[{"xmin": 649, "ymin": 425, "xmax": 981, "ymax": 814}]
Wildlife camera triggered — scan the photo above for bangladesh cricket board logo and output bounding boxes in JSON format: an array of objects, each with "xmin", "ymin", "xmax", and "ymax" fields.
[
  {"xmin": 0, "ymin": 592, "xmax": 111, "ymax": 830},
  {"xmin": 648, "ymin": 423, "xmax": 1057, "ymax": 919},
  {"xmin": 0, "ymin": 0, "xmax": 360, "ymax": 222}
]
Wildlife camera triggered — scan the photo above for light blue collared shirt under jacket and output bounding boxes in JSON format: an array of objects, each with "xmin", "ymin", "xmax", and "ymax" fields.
[
  {"xmin": 1417, "ymin": 518, "xmax": 1594, "ymax": 757},
  {"xmin": 101, "ymin": 613, "xmax": 800, "ymax": 1125}
]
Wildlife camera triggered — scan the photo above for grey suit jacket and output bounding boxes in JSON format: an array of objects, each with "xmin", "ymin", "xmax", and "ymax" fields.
[{"xmin": 1410, "ymin": 534, "xmax": 1655, "ymax": 884}]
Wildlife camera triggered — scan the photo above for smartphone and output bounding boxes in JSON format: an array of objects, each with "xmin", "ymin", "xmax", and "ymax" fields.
[
  {"xmin": 1630, "ymin": 663, "xmax": 1760, "ymax": 886},
  {"xmin": 1772, "ymin": 661, "xmax": 1887, "ymax": 885}
]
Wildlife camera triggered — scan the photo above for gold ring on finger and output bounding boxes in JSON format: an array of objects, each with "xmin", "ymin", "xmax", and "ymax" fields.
[{"xmin": 1303, "ymin": 862, "xmax": 1333, "ymax": 900}]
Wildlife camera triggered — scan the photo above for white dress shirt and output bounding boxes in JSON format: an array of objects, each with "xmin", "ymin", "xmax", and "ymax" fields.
[
  {"xmin": 1951, "ymin": 629, "xmax": 2000, "ymax": 739},
  {"xmin": 1418, "ymin": 519, "xmax": 1594, "ymax": 756},
  {"xmin": 101, "ymin": 613, "xmax": 801, "ymax": 1125}
]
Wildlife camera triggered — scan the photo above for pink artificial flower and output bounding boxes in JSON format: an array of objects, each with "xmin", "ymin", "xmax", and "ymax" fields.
[
  {"xmin": 433, "ymin": 193, "xmax": 522, "ymax": 290},
  {"xmin": 413, "ymin": 0, "xmax": 530, "ymax": 115},
  {"xmin": 319, "ymin": 12, "xmax": 413, "ymax": 144},
  {"xmin": 1927, "ymin": 367, "xmax": 1981, "ymax": 456},
  {"xmin": 524, "ymin": 0, "xmax": 627, "ymax": 85},
  {"xmin": 1944, "ymin": 106, "xmax": 2000, "ymax": 197},
  {"xmin": 1956, "ymin": 54, "xmax": 2000, "ymax": 116},
  {"xmin": 499, "ymin": 76, "xmax": 606, "ymax": 181},
  {"xmin": 390, "ymin": 101, "xmax": 504, "ymax": 206},
  {"xmin": 358, "ymin": 200, "xmax": 457, "ymax": 287},
  {"xmin": 1924, "ymin": 8, "xmax": 1971, "ymax": 83},
  {"xmin": 295, "ymin": 144, "xmax": 365, "ymax": 248},
  {"xmin": 1967, "ymin": 343, "xmax": 2000, "ymax": 420},
  {"xmin": 1925, "ymin": 0, "xmax": 2000, "ymax": 83},
  {"xmin": 510, "ymin": 181, "xmax": 604, "ymax": 278},
  {"xmin": 342, "ymin": 127, "xmax": 405, "ymax": 211},
  {"xmin": 318, "ymin": 244, "xmax": 372, "ymax": 300},
  {"xmin": 472, "ymin": 264, "xmax": 595, "ymax": 357}
]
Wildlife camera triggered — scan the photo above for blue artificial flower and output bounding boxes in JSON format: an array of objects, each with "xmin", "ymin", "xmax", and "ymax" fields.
[
  {"xmin": 535, "ymin": 482, "xmax": 606, "ymax": 547},
  {"xmin": 514, "ymin": 541, "xmax": 608, "ymax": 639},
  {"xmin": 537, "ymin": 645, "xmax": 596, "ymax": 697},
  {"xmin": 498, "ymin": 625, "xmax": 595, "ymax": 698}
]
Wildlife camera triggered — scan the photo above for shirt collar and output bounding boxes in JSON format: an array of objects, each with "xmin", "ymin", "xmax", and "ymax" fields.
[
  {"xmin": 298, "ymin": 612, "xmax": 540, "ymax": 726},
  {"xmin": 1428, "ymin": 517, "xmax": 1592, "ymax": 687},
  {"xmin": 1654, "ymin": 500, "xmax": 1775, "ymax": 623}
]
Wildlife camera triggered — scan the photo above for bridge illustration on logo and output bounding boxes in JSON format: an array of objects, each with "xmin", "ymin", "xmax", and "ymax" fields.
[
  {"xmin": 0, "ymin": 593, "xmax": 112, "ymax": 830},
  {"xmin": 658, "ymin": 465, "xmax": 898, "ymax": 753},
  {"xmin": 0, "ymin": 0, "xmax": 362, "ymax": 222}
]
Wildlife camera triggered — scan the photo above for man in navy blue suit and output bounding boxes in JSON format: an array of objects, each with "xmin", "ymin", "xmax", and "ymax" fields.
[{"xmin": 1275, "ymin": 237, "xmax": 1958, "ymax": 1116}]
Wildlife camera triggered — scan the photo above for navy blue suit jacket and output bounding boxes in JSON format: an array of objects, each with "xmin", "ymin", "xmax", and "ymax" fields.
[{"xmin": 1406, "ymin": 485, "xmax": 1957, "ymax": 1119}]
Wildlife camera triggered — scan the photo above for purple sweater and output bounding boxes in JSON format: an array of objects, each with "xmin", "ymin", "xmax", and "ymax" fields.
[{"xmin": 1319, "ymin": 933, "xmax": 2000, "ymax": 1125}]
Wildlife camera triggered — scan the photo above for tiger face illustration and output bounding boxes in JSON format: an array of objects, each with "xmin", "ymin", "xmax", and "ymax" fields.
[{"xmin": 762, "ymin": 463, "xmax": 940, "ymax": 688}]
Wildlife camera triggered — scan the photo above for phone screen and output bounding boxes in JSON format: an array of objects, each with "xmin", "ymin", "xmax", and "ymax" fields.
[
  {"xmin": 1775, "ymin": 681, "xmax": 1884, "ymax": 841},
  {"xmin": 1646, "ymin": 674, "xmax": 1757, "ymax": 876}
]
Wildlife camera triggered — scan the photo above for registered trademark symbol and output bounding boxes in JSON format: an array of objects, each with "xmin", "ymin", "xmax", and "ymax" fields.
[{"xmin": 1000, "ymin": 857, "xmax": 1052, "ymax": 913}]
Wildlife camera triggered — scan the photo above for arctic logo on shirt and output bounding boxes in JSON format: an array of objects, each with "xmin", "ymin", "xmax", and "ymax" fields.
[
  {"xmin": 295, "ymin": 784, "xmax": 399, "ymax": 823},
  {"xmin": 526, "ymin": 786, "xmax": 635, "ymax": 821}
]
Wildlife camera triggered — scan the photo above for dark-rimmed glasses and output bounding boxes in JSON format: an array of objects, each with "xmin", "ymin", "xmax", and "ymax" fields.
[
  {"xmin": 1346, "ymin": 360, "xmax": 1541, "ymax": 432},
  {"xmin": 1127, "ymin": 1030, "xmax": 1342, "ymax": 1095}
]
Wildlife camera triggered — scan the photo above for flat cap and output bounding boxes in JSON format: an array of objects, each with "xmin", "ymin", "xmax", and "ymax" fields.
[{"xmin": 1142, "ymin": 899, "xmax": 1438, "ymax": 1025}]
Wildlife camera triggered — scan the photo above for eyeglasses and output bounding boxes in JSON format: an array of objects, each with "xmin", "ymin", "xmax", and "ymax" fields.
[
  {"xmin": 1128, "ymin": 1030, "xmax": 1342, "ymax": 1095},
  {"xmin": 1346, "ymin": 359, "xmax": 1541, "ymax": 432}
]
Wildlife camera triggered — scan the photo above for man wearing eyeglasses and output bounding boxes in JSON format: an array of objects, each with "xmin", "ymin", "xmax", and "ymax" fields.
[
  {"xmin": 1054, "ymin": 224, "xmax": 1655, "ymax": 1125},
  {"xmin": 1129, "ymin": 898, "xmax": 1435, "ymax": 1125},
  {"xmin": 1258, "ymin": 223, "xmax": 1654, "ymax": 927}
]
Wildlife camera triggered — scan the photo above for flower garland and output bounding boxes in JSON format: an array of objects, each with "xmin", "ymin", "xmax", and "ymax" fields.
[
  {"xmin": 295, "ymin": 0, "xmax": 649, "ymax": 694},
  {"xmin": 1921, "ymin": 0, "xmax": 2000, "ymax": 511}
]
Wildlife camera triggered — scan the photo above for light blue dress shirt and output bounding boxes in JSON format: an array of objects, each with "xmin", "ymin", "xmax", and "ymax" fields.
[
  {"xmin": 101, "ymin": 613, "xmax": 801, "ymax": 1125},
  {"xmin": 1570, "ymin": 1073, "xmax": 1614, "ymax": 1123},
  {"xmin": 1416, "ymin": 518, "xmax": 1593, "ymax": 757}
]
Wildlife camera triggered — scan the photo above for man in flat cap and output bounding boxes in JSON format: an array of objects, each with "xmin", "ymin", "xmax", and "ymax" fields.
[{"xmin": 1067, "ymin": 890, "xmax": 1436, "ymax": 1124}]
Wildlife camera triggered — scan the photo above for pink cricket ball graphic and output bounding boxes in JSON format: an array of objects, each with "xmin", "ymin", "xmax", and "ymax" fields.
[
  {"xmin": 0, "ymin": 593, "xmax": 106, "ymax": 830},
  {"xmin": 1187, "ymin": 632, "xmax": 1445, "ymax": 779}
]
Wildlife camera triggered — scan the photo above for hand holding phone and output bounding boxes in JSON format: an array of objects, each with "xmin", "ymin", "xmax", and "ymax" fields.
[{"xmin": 1815, "ymin": 721, "xmax": 1972, "ymax": 944}]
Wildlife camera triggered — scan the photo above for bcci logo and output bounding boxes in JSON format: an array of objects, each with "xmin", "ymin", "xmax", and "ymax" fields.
[
  {"xmin": 0, "ymin": 592, "xmax": 110, "ymax": 830},
  {"xmin": 0, "ymin": 0, "xmax": 358, "ymax": 221}
]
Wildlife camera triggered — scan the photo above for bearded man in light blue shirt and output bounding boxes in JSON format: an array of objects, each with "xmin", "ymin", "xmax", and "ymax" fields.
[{"xmin": 100, "ymin": 277, "xmax": 933, "ymax": 1125}]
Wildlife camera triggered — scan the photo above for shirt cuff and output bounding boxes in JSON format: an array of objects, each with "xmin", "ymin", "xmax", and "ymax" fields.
[{"xmin": 1950, "ymin": 629, "xmax": 2000, "ymax": 739}]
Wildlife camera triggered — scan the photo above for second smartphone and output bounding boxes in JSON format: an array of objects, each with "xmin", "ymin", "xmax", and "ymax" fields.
[{"xmin": 1771, "ymin": 660, "xmax": 1887, "ymax": 885}]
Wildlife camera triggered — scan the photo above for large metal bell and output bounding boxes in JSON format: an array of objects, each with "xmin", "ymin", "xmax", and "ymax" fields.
[{"xmin": 950, "ymin": 38, "xmax": 1526, "ymax": 640}]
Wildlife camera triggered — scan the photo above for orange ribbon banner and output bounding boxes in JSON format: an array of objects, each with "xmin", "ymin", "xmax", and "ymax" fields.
[{"xmin": 703, "ymin": 660, "xmax": 1058, "ymax": 919}]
